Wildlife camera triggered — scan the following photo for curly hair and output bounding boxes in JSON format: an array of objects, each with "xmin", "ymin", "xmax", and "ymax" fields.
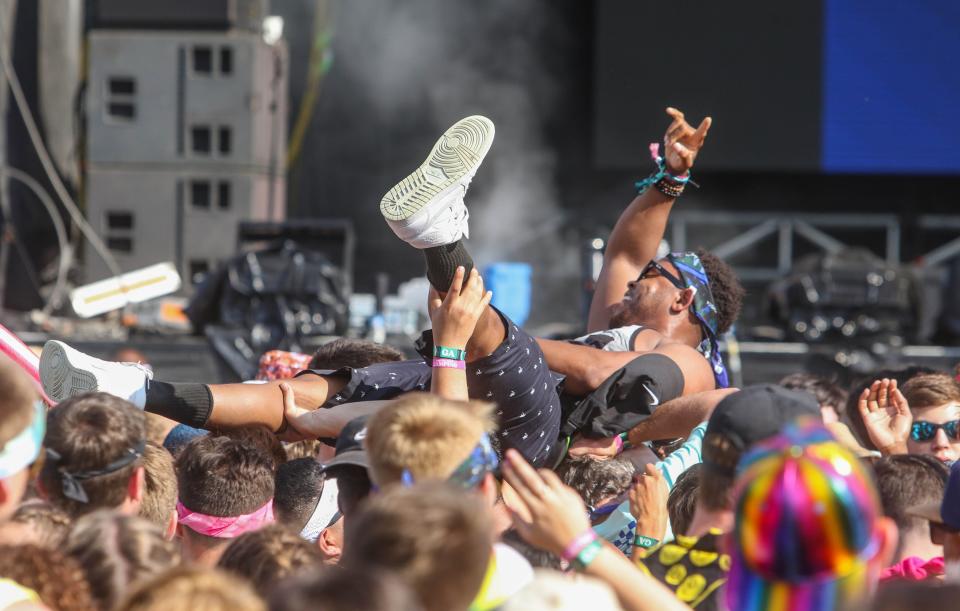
[
  {"xmin": 697, "ymin": 248, "xmax": 744, "ymax": 335},
  {"xmin": 217, "ymin": 524, "xmax": 322, "ymax": 598},
  {"xmin": 0, "ymin": 544, "xmax": 97, "ymax": 611}
]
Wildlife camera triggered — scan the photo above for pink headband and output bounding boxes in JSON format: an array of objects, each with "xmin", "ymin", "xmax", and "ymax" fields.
[{"xmin": 176, "ymin": 499, "xmax": 275, "ymax": 538}]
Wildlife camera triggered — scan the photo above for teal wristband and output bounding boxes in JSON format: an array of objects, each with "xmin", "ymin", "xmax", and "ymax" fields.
[
  {"xmin": 433, "ymin": 345, "xmax": 467, "ymax": 361},
  {"xmin": 633, "ymin": 535, "xmax": 660, "ymax": 549},
  {"xmin": 573, "ymin": 539, "xmax": 604, "ymax": 571}
]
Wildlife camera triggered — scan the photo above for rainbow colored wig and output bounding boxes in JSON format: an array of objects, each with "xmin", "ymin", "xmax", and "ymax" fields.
[{"xmin": 725, "ymin": 419, "xmax": 882, "ymax": 611}]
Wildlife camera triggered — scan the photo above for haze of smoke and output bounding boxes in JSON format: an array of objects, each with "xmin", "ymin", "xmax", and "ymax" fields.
[{"xmin": 330, "ymin": 0, "xmax": 581, "ymax": 326}]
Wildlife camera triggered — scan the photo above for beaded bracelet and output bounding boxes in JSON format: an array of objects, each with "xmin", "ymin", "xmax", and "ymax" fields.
[
  {"xmin": 434, "ymin": 345, "xmax": 467, "ymax": 361},
  {"xmin": 634, "ymin": 142, "xmax": 697, "ymax": 199},
  {"xmin": 573, "ymin": 539, "xmax": 604, "ymax": 571}
]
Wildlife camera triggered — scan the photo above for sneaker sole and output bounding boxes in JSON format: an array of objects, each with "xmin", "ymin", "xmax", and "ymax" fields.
[
  {"xmin": 39, "ymin": 340, "xmax": 98, "ymax": 403},
  {"xmin": 380, "ymin": 115, "xmax": 495, "ymax": 222}
]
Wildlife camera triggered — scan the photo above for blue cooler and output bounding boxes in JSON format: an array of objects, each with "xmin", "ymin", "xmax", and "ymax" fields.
[{"xmin": 482, "ymin": 263, "xmax": 532, "ymax": 327}]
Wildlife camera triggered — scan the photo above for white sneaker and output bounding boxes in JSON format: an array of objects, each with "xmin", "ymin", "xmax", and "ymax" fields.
[
  {"xmin": 380, "ymin": 115, "xmax": 495, "ymax": 249},
  {"xmin": 39, "ymin": 340, "xmax": 151, "ymax": 408}
]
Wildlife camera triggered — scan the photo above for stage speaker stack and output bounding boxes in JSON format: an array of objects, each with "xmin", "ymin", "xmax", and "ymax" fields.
[{"xmin": 84, "ymin": 0, "xmax": 287, "ymax": 292}]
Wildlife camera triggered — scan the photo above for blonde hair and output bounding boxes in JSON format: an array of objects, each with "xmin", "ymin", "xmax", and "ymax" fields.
[
  {"xmin": 116, "ymin": 566, "xmax": 264, "ymax": 611},
  {"xmin": 902, "ymin": 373, "xmax": 960, "ymax": 409},
  {"xmin": 139, "ymin": 442, "xmax": 177, "ymax": 529},
  {"xmin": 365, "ymin": 394, "xmax": 496, "ymax": 487},
  {"xmin": 0, "ymin": 354, "xmax": 37, "ymax": 448}
]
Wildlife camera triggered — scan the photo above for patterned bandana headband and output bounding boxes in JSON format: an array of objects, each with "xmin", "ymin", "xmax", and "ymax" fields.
[
  {"xmin": 177, "ymin": 498, "xmax": 275, "ymax": 539},
  {"xmin": 45, "ymin": 438, "xmax": 145, "ymax": 504},
  {"xmin": 401, "ymin": 432, "xmax": 500, "ymax": 489},
  {"xmin": 667, "ymin": 252, "xmax": 729, "ymax": 388},
  {"xmin": 0, "ymin": 400, "xmax": 45, "ymax": 479},
  {"xmin": 727, "ymin": 419, "xmax": 882, "ymax": 611}
]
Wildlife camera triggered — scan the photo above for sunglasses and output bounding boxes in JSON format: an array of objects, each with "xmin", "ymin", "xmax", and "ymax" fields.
[
  {"xmin": 586, "ymin": 493, "xmax": 628, "ymax": 522},
  {"xmin": 911, "ymin": 420, "xmax": 960, "ymax": 442},
  {"xmin": 638, "ymin": 259, "xmax": 686, "ymax": 290}
]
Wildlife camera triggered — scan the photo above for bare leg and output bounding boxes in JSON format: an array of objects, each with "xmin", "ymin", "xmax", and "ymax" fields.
[{"xmin": 204, "ymin": 374, "xmax": 347, "ymax": 431}]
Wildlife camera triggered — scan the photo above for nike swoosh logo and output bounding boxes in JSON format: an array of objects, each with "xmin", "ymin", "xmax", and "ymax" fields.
[{"xmin": 641, "ymin": 383, "xmax": 660, "ymax": 407}]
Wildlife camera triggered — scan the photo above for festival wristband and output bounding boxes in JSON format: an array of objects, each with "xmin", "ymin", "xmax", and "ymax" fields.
[
  {"xmin": 573, "ymin": 539, "xmax": 604, "ymax": 571},
  {"xmin": 561, "ymin": 530, "xmax": 599, "ymax": 563},
  {"xmin": 634, "ymin": 535, "xmax": 660, "ymax": 549},
  {"xmin": 433, "ymin": 345, "xmax": 467, "ymax": 361},
  {"xmin": 432, "ymin": 358, "xmax": 466, "ymax": 370},
  {"xmin": 613, "ymin": 434, "xmax": 623, "ymax": 454}
]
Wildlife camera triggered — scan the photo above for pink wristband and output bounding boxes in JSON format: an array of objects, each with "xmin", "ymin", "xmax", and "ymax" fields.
[
  {"xmin": 561, "ymin": 530, "xmax": 598, "ymax": 562},
  {"xmin": 432, "ymin": 357, "xmax": 466, "ymax": 370},
  {"xmin": 613, "ymin": 435, "xmax": 624, "ymax": 454}
]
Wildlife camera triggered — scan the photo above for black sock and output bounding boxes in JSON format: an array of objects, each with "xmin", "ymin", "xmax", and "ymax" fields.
[
  {"xmin": 423, "ymin": 240, "xmax": 474, "ymax": 292},
  {"xmin": 144, "ymin": 381, "xmax": 213, "ymax": 429}
]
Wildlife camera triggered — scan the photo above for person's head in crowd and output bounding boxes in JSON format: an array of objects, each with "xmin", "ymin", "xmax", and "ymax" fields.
[
  {"xmin": 283, "ymin": 439, "xmax": 332, "ymax": 463},
  {"xmin": 139, "ymin": 442, "xmax": 178, "ymax": 539},
  {"xmin": 308, "ymin": 338, "xmax": 404, "ymax": 370},
  {"xmin": 0, "ymin": 355, "xmax": 43, "ymax": 524},
  {"xmin": 40, "ymin": 392, "xmax": 146, "ymax": 517},
  {"xmin": 366, "ymin": 394, "xmax": 500, "ymax": 506},
  {"xmin": 779, "ymin": 373, "xmax": 848, "ymax": 424},
  {"xmin": 175, "ymin": 434, "xmax": 277, "ymax": 566},
  {"xmin": 872, "ymin": 455, "xmax": 948, "ymax": 564},
  {"xmin": 501, "ymin": 570, "xmax": 624, "ymax": 611},
  {"xmin": 0, "ymin": 544, "xmax": 97, "ymax": 611},
  {"xmin": 218, "ymin": 524, "xmax": 323, "ymax": 598},
  {"xmin": 556, "ymin": 455, "xmax": 634, "ymax": 549},
  {"xmin": 274, "ymin": 458, "xmax": 343, "ymax": 562},
  {"xmin": 726, "ymin": 421, "xmax": 897, "ymax": 611},
  {"xmin": 907, "ymin": 461, "xmax": 960, "ymax": 581},
  {"xmin": 499, "ymin": 529, "xmax": 562, "ymax": 570},
  {"xmin": 667, "ymin": 463, "xmax": 701, "ymax": 537},
  {"xmin": 66, "ymin": 511, "xmax": 180, "ymax": 610},
  {"xmin": 216, "ymin": 425, "xmax": 288, "ymax": 469},
  {"xmin": 846, "ymin": 367, "xmax": 937, "ymax": 452},
  {"xmin": 267, "ymin": 566, "xmax": 423, "ymax": 611},
  {"xmin": 0, "ymin": 499, "xmax": 71, "ymax": 549},
  {"xmin": 112, "ymin": 347, "xmax": 151, "ymax": 372},
  {"xmin": 342, "ymin": 482, "xmax": 493, "ymax": 611},
  {"xmin": 695, "ymin": 385, "xmax": 819, "ymax": 536},
  {"xmin": 901, "ymin": 373, "xmax": 960, "ymax": 464},
  {"xmin": 116, "ymin": 566, "xmax": 265, "ymax": 611},
  {"xmin": 320, "ymin": 415, "xmax": 373, "ymax": 517},
  {"xmin": 608, "ymin": 248, "xmax": 744, "ymax": 340}
]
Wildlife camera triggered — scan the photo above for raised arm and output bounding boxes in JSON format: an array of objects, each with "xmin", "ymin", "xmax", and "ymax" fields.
[{"xmin": 586, "ymin": 108, "xmax": 712, "ymax": 333}]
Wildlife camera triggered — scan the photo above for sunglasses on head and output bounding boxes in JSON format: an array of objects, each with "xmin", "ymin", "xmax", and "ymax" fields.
[
  {"xmin": 586, "ymin": 493, "xmax": 628, "ymax": 522},
  {"xmin": 911, "ymin": 420, "xmax": 960, "ymax": 442},
  {"xmin": 638, "ymin": 259, "xmax": 686, "ymax": 291}
]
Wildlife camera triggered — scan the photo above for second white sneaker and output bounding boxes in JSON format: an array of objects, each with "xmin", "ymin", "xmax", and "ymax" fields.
[
  {"xmin": 380, "ymin": 115, "xmax": 495, "ymax": 249},
  {"xmin": 40, "ymin": 340, "xmax": 151, "ymax": 407}
]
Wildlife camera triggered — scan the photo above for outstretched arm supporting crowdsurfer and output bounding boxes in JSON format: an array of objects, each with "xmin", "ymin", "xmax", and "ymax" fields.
[{"xmin": 587, "ymin": 108, "xmax": 711, "ymax": 333}]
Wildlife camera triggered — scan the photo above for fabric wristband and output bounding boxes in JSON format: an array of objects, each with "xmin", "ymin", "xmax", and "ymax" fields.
[
  {"xmin": 434, "ymin": 345, "xmax": 467, "ymax": 361},
  {"xmin": 634, "ymin": 534, "xmax": 660, "ymax": 549},
  {"xmin": 573, "ymin": 539, "xmax": 604, "ymax": 571},
  {"xmin": 561, "ymin": 530, "xmax": 598, "ymax": 562},
  {"xmin": 432, "ymin": 358, "xmax": 466, "ymax": 370}
]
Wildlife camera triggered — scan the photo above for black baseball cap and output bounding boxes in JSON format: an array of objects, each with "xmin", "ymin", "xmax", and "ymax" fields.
[
  {"xmin": 703, "ymin": 384, "xmax": 820, "ymax": 474},
  {"xmin": 321, "ymin": 415, "xmax": 370, "ymax": 474}
]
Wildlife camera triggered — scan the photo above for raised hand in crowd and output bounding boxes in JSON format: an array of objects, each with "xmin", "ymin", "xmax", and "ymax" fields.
[
  {"xmin": 858, "ymin": 378, "xmax": 912, "ymax": 455},
  {"xmin": 501, "ymin": 449, "xmax": 690, "ymax": 611},
  {"xmin": 662, "ymin": 107, "xmax": 712, "ymax": 176},
  {"xmin": 628, "ymin": 464, "xmax": 668, "ymax": 563},
  {"xmin": 428, "ymin": 266, "xmax": 493, "ymax": 401}
]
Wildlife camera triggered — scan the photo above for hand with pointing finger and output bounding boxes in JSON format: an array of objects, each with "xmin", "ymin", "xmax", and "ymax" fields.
[{"xmin": 662, "ymin": 107, "xmax": 711, "ymax": 176}]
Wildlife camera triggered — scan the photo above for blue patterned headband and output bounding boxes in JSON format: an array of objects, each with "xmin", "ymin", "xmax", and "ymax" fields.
[
  {"xmin": 401, "ymin": 432, "xmax": 500, "ymax": 489},
  {"xmin": 667, "ymin": 252, "xmax": 730, "ymax": 388},
  {"xmin": 0, "ymin": 400, "xmax": 45, "ymax": 479}
]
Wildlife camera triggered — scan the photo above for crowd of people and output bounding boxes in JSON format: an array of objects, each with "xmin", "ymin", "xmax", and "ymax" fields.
[{"xmin": 1, "ymin": 110, "xmax": 957, "ymax": 610}]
